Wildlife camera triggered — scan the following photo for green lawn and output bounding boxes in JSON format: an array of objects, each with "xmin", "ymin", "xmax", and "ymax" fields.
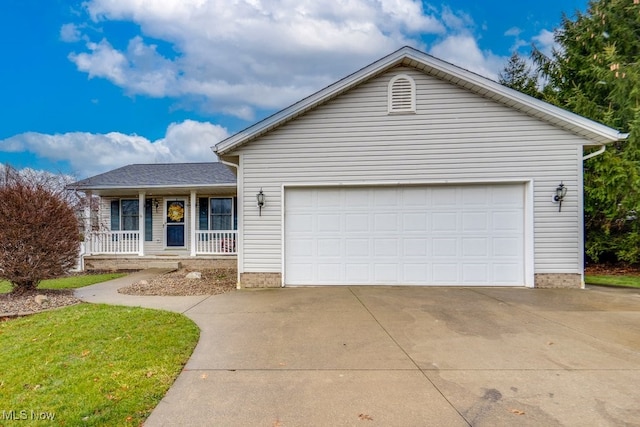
[
  {"xmin": 0, "ymin": 304, "xmax": 199, "ymax": 426},
  {"xmin": 0, "ymin": 273, "xmax": 126, "ymax": 294},
  {"xmin": 585, "ymin": 274, "xmax": 640, "ymax": 288}
]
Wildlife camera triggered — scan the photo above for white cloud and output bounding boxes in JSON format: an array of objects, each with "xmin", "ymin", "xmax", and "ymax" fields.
[
  {"xmin": 67, "ymin": 0, "xmax": 448, "ymax": 118},
  {"xmin": 60, "ymin": 23, "xmax": 82, "ymax": 42},
  {"xmin": 0, "ymin": 120, "xmax": 228, "ymax": 178},
  {"xmin": 428, "ymin": 34, "xmax": 505, "ymax": 81},
  {"xmin": 533, "ymin": 29, "xmax": 557, "ymax": 57}
]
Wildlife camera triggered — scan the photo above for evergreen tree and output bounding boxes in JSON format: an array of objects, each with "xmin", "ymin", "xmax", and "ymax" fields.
[
  {"xmin": 525, "ymin": 0, "xmax": 640, "ymax": 264},
  {"xmin": 499, "ymin": 52, "xmax": 541, "ymax": 98}
]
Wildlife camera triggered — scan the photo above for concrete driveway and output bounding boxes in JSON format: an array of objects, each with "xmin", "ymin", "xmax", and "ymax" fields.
[{"xmin": 76, "ymin": 273, "xmax": 640, "ymax": 426}]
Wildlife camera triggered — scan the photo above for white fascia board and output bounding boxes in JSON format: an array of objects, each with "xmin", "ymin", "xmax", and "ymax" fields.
[{"xmin": 72, "ymin": 183, "xmax": 236, "ymax": 192}]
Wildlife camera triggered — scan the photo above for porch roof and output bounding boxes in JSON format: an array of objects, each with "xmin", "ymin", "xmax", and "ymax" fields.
[{"xmin": 69, "ymin": 162, "xmax": 237, "ymax": 195}]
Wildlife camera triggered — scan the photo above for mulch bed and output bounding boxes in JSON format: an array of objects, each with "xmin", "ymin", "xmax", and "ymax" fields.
[
  {"xmin": 118, "ymin": 268, "xmax": 237, "ymax": 296},
  {"xmin": 0, "ymin": 289, "xmax": 82, "ymax": 318},
  {"xmin": 585, "ymin": 264, "xmax": 640, "ymax": 276}
]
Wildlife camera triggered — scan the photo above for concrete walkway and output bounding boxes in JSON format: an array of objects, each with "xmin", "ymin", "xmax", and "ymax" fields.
[{"xmin": 76, "ymin": 272, "xmax": 640, "ymax": 426}]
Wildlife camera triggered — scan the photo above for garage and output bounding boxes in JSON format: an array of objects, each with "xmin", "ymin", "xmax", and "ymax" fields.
[{"xmin": 284, "ymin": 184, "xmax": 525, "ymax": 286}]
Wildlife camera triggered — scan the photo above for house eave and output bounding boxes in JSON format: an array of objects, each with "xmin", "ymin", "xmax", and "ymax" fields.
[{"xmin": 69, "ymin": 183, "xmax": 237, "ymax": 197}]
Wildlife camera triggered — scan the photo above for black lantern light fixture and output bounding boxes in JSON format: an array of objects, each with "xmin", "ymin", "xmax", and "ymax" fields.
[
  {"xmin": 553, "ymin": 182, "xmax": 567, "ymax": 212},
  {"xmin": 256, "ymin": 188, "xmax": 265, "ymax": 216}
]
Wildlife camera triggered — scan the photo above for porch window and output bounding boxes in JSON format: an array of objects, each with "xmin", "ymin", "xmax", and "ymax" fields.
[
  {"xmin": 121, "ymin": 200, "xmax": 139, "ymax": 231},
  {"xmin": 110, "ymin": 199, "xmax": 153, "ymax": 241},
  {"xmin": 210, "ymin": 198, "xmax": 233, "ymax": 230}
]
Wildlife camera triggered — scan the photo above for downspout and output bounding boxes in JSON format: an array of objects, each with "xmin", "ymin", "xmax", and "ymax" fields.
[
  {"xmin": 218, "ymin": 157, "xmax": 239, "ymax": 171},
  {"xmin": 217, "ymin": 156, "xmax": 241, "ymax": 289},
  {"xmin": 583, "ymin": 145, "xmax": 606, "ymax": 161}
]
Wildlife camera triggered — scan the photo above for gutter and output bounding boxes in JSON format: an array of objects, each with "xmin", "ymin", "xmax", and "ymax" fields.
[{"xmin": 583, "ymin": 131, "xmax": 629, "ymax": 161}]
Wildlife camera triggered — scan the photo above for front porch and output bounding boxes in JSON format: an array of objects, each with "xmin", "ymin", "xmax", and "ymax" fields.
[
  {"xmin": 82, "ymin": 229, "xmax": 238, "ymax": 271},
  {"xmin": 86, "ymin": 230, "xmax": 238, "ymax": 256}
]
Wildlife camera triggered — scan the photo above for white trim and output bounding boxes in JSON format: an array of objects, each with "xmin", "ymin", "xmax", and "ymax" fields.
[
  {"xmin": 578, "ymin": 146, "xmax": 586, "ymax": 288},
  {"xmin": 138, "ymin": 192, "xmax": 145, "ymax": 256},
  {"xmin": 281, "ymin": 183, "xmax": 286, "ymax": 287},
  {"xmin": 282, "ymin": 179, "xmax": 534, "ymax": 287},
  {"xmin": 524, "ymin": 180, "xmax": 535, "ymax": 288},
  {"xmin": 190, "ymin": 191, "xmax": 197, "ymax": 256},
  {"xmin": 237, "ymin": 154, "xmax": 244, "ymax": 286}
]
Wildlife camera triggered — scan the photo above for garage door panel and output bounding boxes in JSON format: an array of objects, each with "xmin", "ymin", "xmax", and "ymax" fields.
[
  {"xmin": 346, "ymin": 214, "xmax": 369, "ymax": 231},
  {"xmin": 346, "ymin": 239, "xmax": 369, "ymax": 256},
  {"xmin": 404, "ymin": 239, "xmax": 428, "ymax": 256},
  {"xmin": 433, "ymin": 264, "xmax": 458, "ymax": 283},
  {"xmin": 375, "ymin": 264, "xmax": 398, "ymax": 282},
  {"xmin": 463, "ymin": 264, "xmax": 488, "ymax": 283},
  {"xmin": 463, "ymin": 212, "xmax": 488, "ymax": 231},
  {"xmin": 462, "ymin": 238, "xmax": 489, "ymax": 256},
  {"xmin": 432, "ymin": 238, "xmax": 458, "ymax": 257},
  {"xmin": 403, "ymin": 212, "xmax": 428, "ymax": 231},
  {"xmin": 432, "ymin": 212, "xmax": 457, "ymax": 232},
  {"xmin": 317, "ymin": 239, "xmax": 341, "ymax": 256},
  {"xmin": 285, "ymin": 185, "xmax": 525, "ymax": 286},
  {"xmin": 374, "ymin": 239, "xmax": 398, "ymax": 256},
  {"xmin": 493, "ymin": 237, "xmax": 521, "ymax": 256},
  {"xmin": 404, "ymin": 264, "xmax": 429, "ymax": 282}
]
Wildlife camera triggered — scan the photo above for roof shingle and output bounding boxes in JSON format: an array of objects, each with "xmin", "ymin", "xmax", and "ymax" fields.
[{"xmin": 71, "ymin": 163, "xmax": 236, "ymax": 189}]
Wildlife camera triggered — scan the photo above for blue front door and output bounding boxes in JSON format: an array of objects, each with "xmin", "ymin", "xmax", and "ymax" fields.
[{"xmin": 166, "ymin": 200, "xmax": 185, "ymax": 247}]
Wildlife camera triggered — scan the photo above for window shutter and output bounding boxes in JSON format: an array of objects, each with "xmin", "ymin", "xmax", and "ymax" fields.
[
  {"xmin": 145, "ymin": 199, "xmax": 153, "ymax": 241},
  {"xmin": 110, "ymin": 200, "xmax": 120, "ymax": 231},
  {"xmin": 199, "ymin": 198, "xmax": 209, "ymax": 230},
  {"xmin": 388, "ymin": 74, "xmax": 416, "ymax": 113}
]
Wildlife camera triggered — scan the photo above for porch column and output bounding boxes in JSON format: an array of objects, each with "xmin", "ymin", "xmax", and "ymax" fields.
[
  {"xmin": 84, "ymin": 191, "xmax": 92, "ymax": 255},
  {"xmin": 190, "ymin": 190, "xmax": 197, "ymax": 256},
  {"xmin": 138, "ymin": 191, "xmax": 145, "ymax": 256}
]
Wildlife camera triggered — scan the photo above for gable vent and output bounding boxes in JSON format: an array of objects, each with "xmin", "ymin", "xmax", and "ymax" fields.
[{"xmin": 388, "ymin": 74, "xmax": 416, "ymax": 113}]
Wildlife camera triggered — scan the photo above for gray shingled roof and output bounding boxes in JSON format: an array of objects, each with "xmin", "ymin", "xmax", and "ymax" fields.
[{"xmin": 71, "ymin": 163, "xmax": 236, "ymax": 189}]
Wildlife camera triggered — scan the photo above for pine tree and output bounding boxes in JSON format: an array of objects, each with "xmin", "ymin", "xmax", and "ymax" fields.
[{"xmin": 499, "ymin": 52, "xmax": 541, "ymax": 98}]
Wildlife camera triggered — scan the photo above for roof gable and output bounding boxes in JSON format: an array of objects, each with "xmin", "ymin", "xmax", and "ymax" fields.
[
  {"xmin": 71, "ymin": 162, "xmax": 236, "ymax": 190},
  {"xmin": 215, "ymin": 46, "xmax": 626, "ymax": 156}
]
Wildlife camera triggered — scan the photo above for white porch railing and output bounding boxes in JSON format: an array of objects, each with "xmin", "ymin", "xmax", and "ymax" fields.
[
  {"xmin": 89, "ymin": 231, "xmax": 140, "ymax": 254},
  {"xmin": 195, "ymin": 230, "xmax": 237, "ymax": 254}
]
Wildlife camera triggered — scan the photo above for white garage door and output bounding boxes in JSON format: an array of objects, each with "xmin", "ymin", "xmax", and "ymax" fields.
[{"xmin": 284, "ymin": 184, "xmax": 525, "ymax": 286}]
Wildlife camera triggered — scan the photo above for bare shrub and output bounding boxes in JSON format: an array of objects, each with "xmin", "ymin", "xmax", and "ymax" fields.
[{"xmin": 0, "ymin": 166, "xmax": 80, "ymax": 293}]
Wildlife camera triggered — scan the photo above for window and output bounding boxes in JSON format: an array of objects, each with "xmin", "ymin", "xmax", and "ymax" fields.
[
  {"xmin": 196, "ymin": 197, "xmax": 236, "ymax": 231},
  {"xmin": 210, "ymin": 198, "xmax": 233, "ymax": 230},
  {"xmin": 121, "ymin": 200, "xmax": 139, "ymax": 231},
  {"xmin": 110, "ymin": 199, "xmax": 153, "ymax": 241},
  {"xmin": 388, "ymin": 74, "xmax": 416, "ymax": 113}
]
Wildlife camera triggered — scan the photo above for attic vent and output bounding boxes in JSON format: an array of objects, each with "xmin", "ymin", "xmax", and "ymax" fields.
[{"xmin": 388, "ymin": 74, "xmax": 416, "ymax": 113}]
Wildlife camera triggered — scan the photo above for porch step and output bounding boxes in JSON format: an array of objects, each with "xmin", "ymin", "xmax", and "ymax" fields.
[{"xmin": 147, "ymin": 261, "xmax": 181, "ymax": 270}]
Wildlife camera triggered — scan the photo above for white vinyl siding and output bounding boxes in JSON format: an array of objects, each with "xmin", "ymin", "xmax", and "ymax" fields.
[{"xmin": 235, "ymin": 66, "xmax": 584, "ymax": 276}]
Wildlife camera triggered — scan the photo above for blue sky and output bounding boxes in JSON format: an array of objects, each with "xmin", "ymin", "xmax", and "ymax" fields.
[{"xmin": 0, "ymin": 0, "xmax": 588, "ymax": 179}]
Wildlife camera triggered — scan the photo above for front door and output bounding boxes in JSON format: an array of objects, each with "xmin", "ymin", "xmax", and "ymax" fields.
[{"xmin": 166, "ymin": 200, "xmax": 186, "ymax": 247}]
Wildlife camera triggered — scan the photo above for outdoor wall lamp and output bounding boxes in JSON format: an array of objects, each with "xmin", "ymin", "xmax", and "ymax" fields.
[
  {"xmin": 153, "ymin": 198, "xmax": 160, "ymax": 212},
  {"xmin": 256, "ymin": 188, "xmax": 265, "ymax": 216},
  {"xmin": 553, "ymin": 182, "xmax": 567, "ymax": 212}
]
